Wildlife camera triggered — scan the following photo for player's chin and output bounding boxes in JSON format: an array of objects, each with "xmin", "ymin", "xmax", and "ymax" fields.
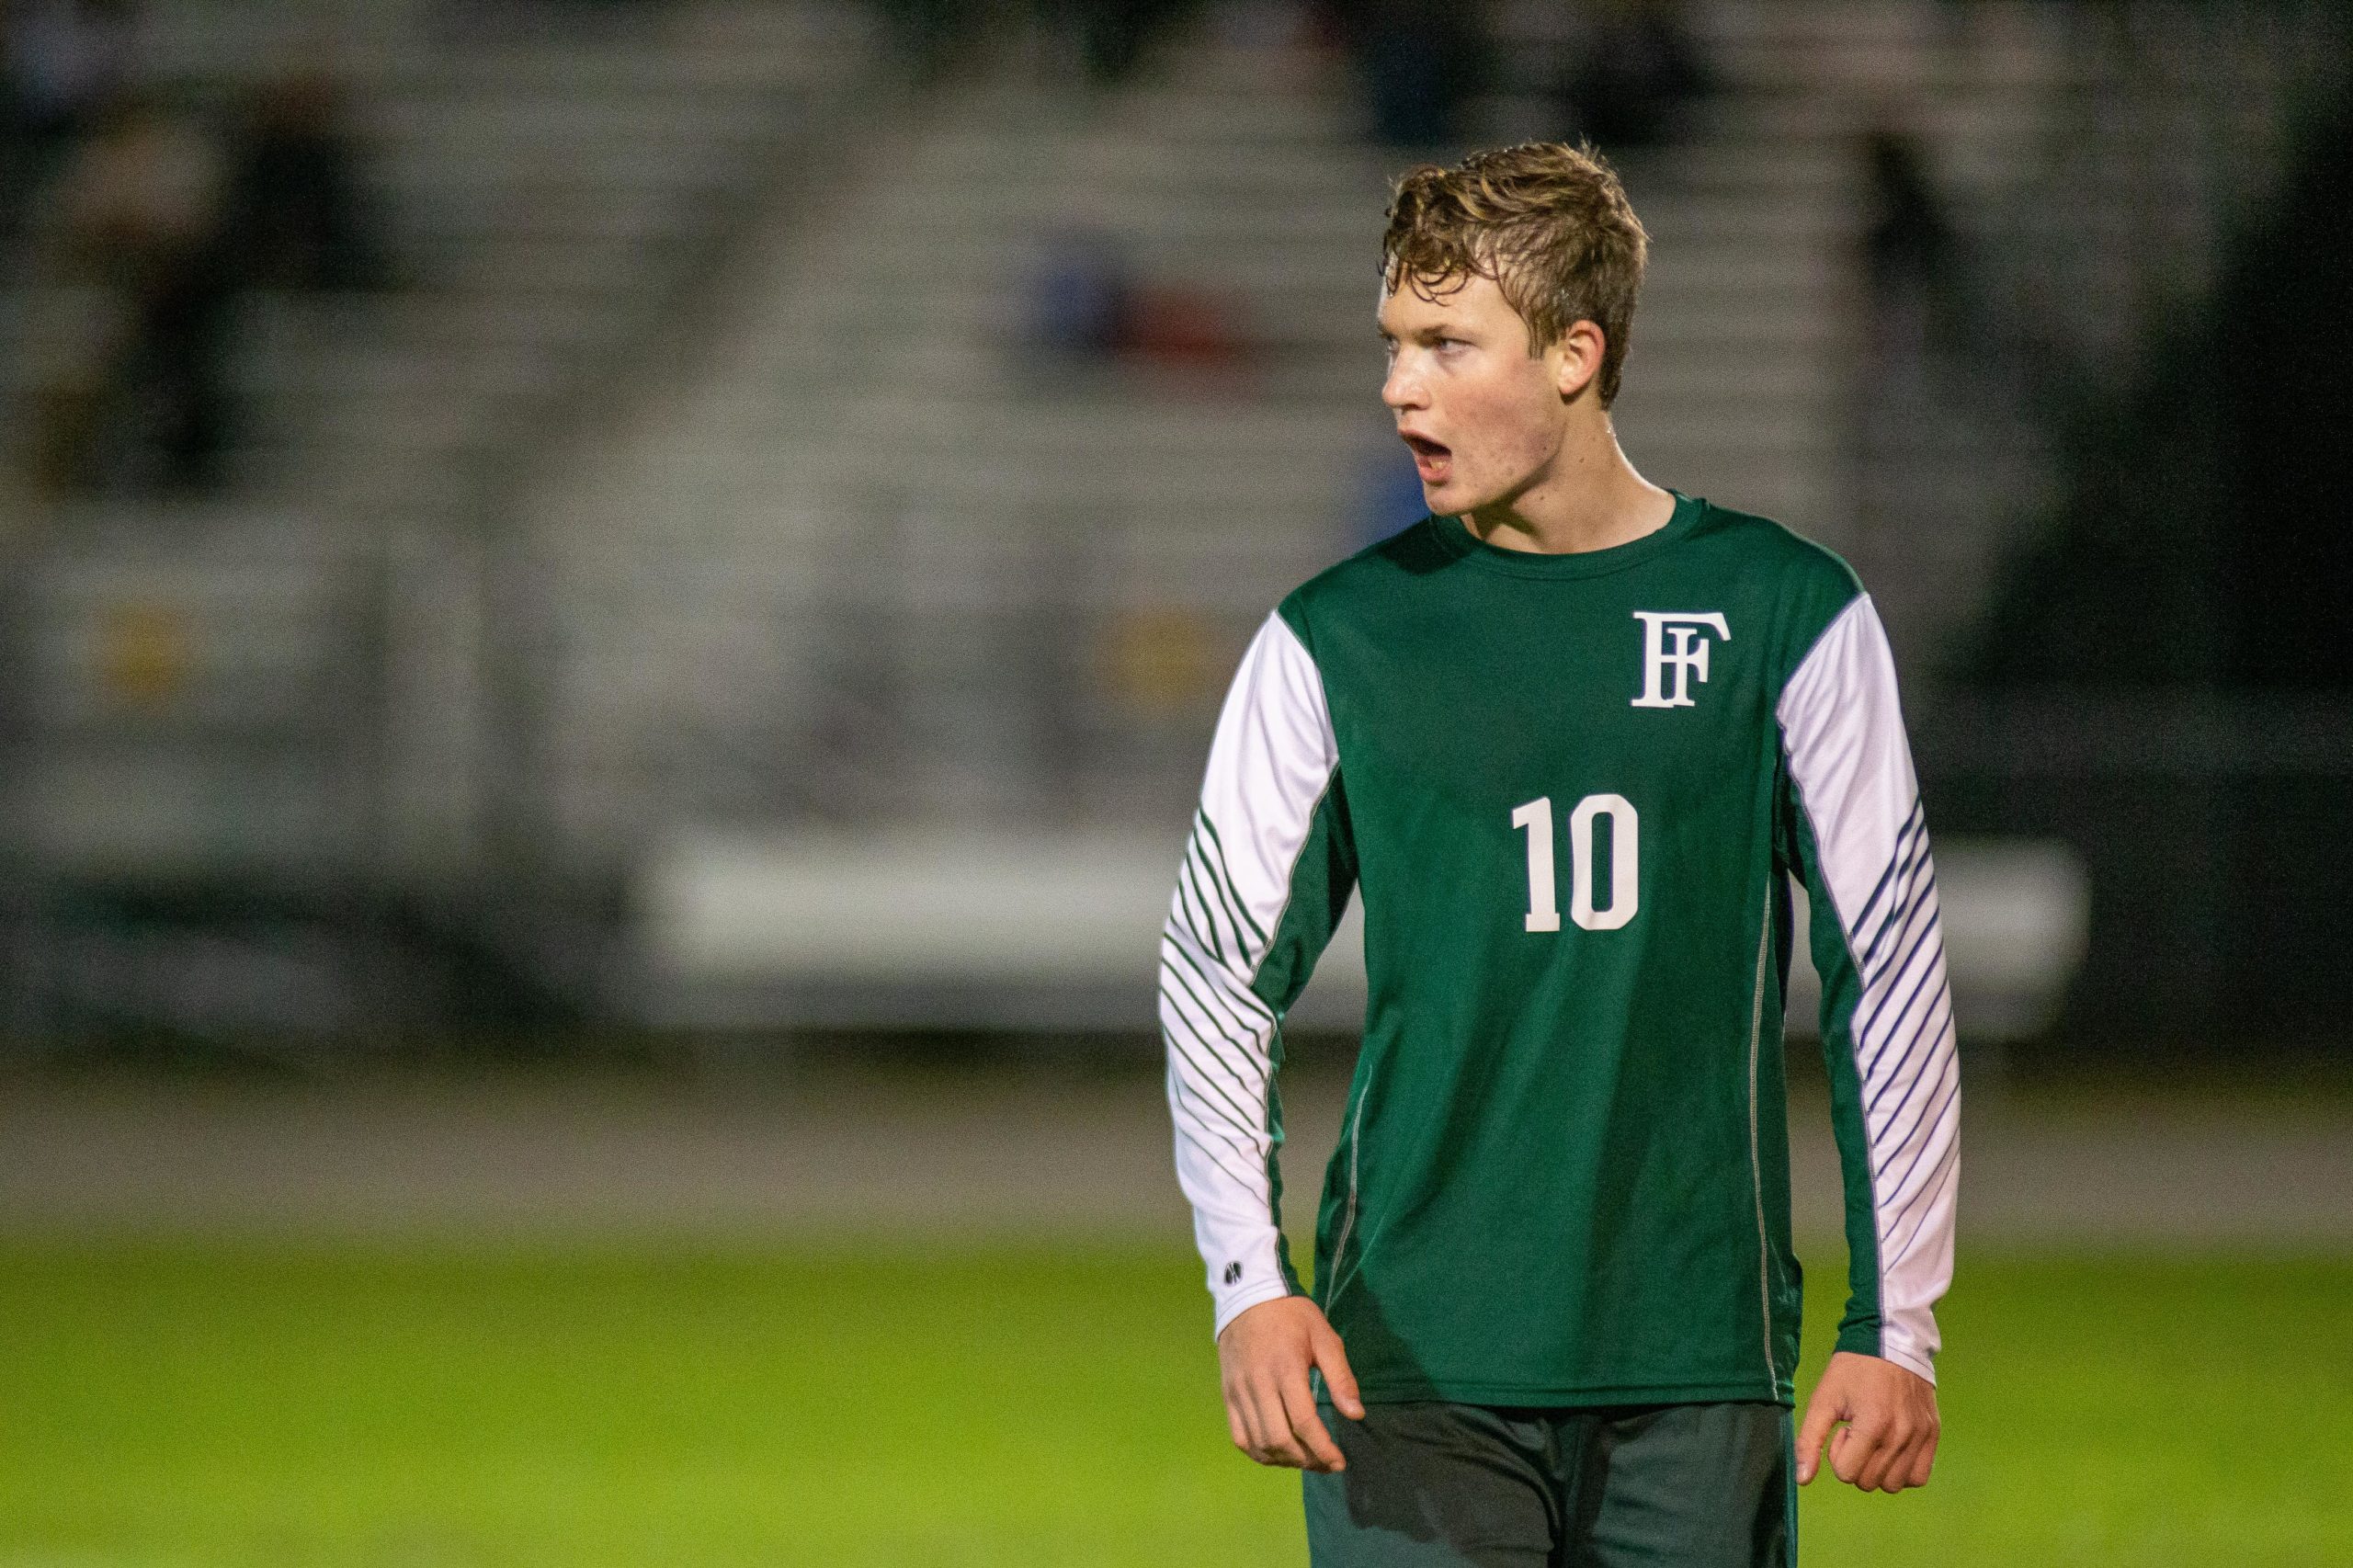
[
  {"xmin": 1424, "ymin": 468, "xmax": 1512, "ymax": 517},
  {"xmin": 1420, "ymin": 475, "xmax": 1477, "ymax": 514}
]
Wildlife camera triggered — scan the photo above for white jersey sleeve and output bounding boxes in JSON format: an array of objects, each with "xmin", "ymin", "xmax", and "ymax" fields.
[
  {"xmin": 1160, "ymin": 608, "xmax": 1356, "ymax": 1338},
  {"xmin": 1779, "ymin": 593, "xmax": 1960, "ymax": 1384}
]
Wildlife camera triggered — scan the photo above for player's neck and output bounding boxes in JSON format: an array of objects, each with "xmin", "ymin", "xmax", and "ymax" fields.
[{"xmin": 1458, "ymin": 419, "xmax": 1674, "ymax": 556}]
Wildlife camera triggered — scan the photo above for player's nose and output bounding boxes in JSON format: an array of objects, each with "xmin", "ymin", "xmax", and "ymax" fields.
[{"xmin": 1381, "ymin": 358, "xmax": 1425, "ymax": 411}]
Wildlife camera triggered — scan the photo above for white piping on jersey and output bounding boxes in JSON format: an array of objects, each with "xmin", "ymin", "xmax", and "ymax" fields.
[
  {"xmin": 1319, "ymin": 1085, "xmax": 1370, "ymax": 1314},
  {"xmin": 1746, "ymin": 868, "xmax": 1778, "ymax": 1386}
]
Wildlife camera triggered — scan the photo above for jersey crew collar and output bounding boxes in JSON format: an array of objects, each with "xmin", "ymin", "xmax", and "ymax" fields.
[{"xmin": 1428, "ymin": 489, "xmax": 1705, "ymax": 579}]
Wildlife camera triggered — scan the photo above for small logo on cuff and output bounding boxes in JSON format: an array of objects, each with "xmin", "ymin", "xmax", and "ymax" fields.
[{"xmin": 1223, "ymin": 1261, "xmax": 1244, "ymax": 1285}]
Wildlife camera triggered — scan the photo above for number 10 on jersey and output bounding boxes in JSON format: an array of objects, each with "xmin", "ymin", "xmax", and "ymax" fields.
[{"xmin": 1511, "ymin": 794, "xmax": 1638, "ymax": 932}]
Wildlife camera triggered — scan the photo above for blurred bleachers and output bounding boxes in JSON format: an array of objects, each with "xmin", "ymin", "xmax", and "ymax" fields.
[
  {"xmin": 4, "ymin": 0, "xmax": 887, "ymax": 521},
  {"xmin": 0, "ymin": 0, "xmax": 2345, "ymax": 1040},
  {"xmin": 527, "ymin": 16, "xmax": 1389, "ymax": 856},
  {"xmin": 0, "ymin": 0, "xmax": 892, "ymax": 1038},
  {"xmin": 521, "ymin": 0, "xmax": 2346, "ymax": 863}
]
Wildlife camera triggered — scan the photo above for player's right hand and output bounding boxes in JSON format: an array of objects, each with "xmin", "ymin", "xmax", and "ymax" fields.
[{"xmin": 1216, "ymin": 1295, "xmax": 1364, "ymax": 1472}]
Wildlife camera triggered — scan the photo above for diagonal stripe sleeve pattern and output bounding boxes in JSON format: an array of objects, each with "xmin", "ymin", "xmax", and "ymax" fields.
[
  {"xmin": 1777, "ymin": 593, "xmax": 1960, "ymax": 1386},
  {"xmin": 1162, "ymin": 609, "xmax": 1353, "ymax": 1339}
]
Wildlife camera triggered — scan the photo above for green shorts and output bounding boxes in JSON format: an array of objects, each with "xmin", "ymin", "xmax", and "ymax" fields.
[{"xmin": 1302, "ymin": 1399, "xmax": 1795, "ymax": 1568}]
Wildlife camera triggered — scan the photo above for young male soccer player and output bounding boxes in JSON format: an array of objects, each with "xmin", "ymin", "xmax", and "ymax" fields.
[{"xmin": 1157, "ymin": 142, "xmax": 1957, "ymax": 1565}]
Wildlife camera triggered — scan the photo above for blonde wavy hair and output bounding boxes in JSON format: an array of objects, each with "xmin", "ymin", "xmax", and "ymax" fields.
[{"xmin": 1381, "ymin": 142, "xmax": 1650, "ymax": 407}]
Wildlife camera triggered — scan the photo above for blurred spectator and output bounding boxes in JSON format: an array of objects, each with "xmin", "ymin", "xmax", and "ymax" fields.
[
  {"xmin": 880, "ymin": 0, "xmax": 1201, "ymax": 86},
  {"xmin": 1022, "ymin": 227, "xmax": 1247, "ymax": 377},
  {"xmin": 1557, "ymin": 0, "xmax": 1709, "ymax": 153},
  {"xmin": 1, "ymin": 0, "xmax": 138, "ymax": 257},
  {"xmin": 1859, "ymin": 126, "xmax": 1961, "ymax": 360},
  {"xmin": 224, "ymin": 69, "xmax": 390, "ymax": 291},
  {"xmin": 17, "ymin": 64, "xmax": 393, "ymax": 496},
  {"xmin": 1028, "ymin": 227, "xmax": 1131, "ymax": 362},
  {"xmin": 434, "ymin": 0, "xmax": 674, "ymax": 45},
  {"xmin": 1318, "ymin": 0, "xmax": 1491, "ymax": 152},
  {"xmin": 1037, "ymin": 0, "xmax": 1197, "ymax": 85},
  {"xmin": 25, "ymin": 89, "xmax": 235, "ymax": 494},
  {"xmin": 1120, "ymin": 278, "xmax": 1245, "ymax": 369},
  {"xmin": 875, "ymin": 0, "xmax": 982, "ymax": 80}
]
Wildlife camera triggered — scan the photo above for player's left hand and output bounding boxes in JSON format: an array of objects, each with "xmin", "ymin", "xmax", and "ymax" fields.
[{"xmin": 1795, "ymin": 1350, "xmax": 1939, "ymax": 1494}]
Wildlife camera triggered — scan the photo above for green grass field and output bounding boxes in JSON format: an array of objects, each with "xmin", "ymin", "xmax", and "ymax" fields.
[{"xmin": 1, "ymin": 1240, "xmax": 2347, "ymax": 1566}]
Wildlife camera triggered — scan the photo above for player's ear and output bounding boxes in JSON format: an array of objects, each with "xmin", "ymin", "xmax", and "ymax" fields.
[{"xmin": 1552, "ymin": 320, "xmax": 1605, "ymax": 403}]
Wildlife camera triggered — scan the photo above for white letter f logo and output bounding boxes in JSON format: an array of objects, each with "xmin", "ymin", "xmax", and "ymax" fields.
[{"xmin": 1631, "ymin": 611, "xmax": 1731, "ymax": 709}]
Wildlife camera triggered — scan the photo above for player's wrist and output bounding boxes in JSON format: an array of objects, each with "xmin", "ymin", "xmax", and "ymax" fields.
[
  {"xmin": 1830, "ymin": 1325, "xmax": 1883, "ymax": 1361},
  {"xmin": 1211, "ymin": 1280, "xmax": 1303, "ymax": 1343},
  {"xmin": 1824, "ymin": 1346, "xmax": 1935, "ymax": 1382}
]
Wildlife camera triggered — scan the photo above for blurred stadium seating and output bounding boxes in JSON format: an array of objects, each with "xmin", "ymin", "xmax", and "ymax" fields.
[{"xmin": 0, "ymin": 0, "xmax": 2346, "ymax": 1047}]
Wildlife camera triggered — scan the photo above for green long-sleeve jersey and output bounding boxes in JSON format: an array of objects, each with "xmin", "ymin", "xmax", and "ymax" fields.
[{"xmin": 1159, "ymin": 493, "xmax": 1958, "ymax": 1406}]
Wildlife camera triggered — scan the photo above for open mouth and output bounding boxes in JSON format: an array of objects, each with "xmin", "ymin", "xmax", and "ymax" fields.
[{"xmin": 1402, "ymin": 433, "xmax": 1452, "ymax": 483}]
